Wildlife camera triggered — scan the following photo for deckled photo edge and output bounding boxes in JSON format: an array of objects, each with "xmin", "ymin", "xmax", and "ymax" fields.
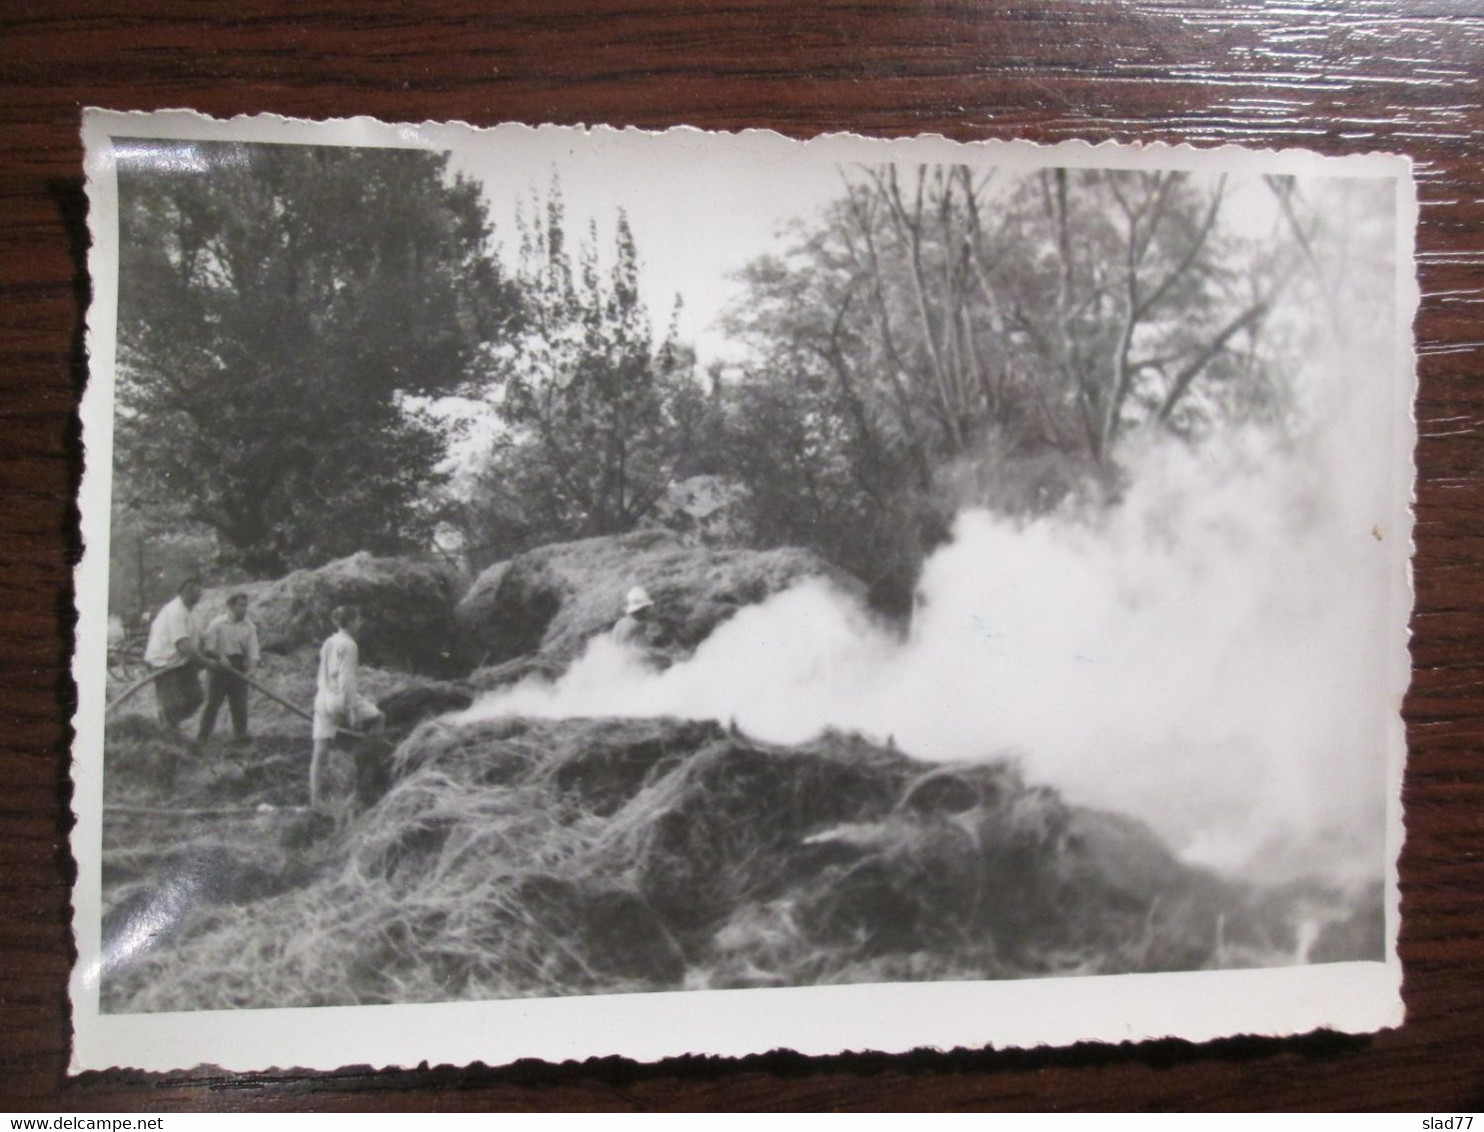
[{"xmin": 70, "ymin": 109, "xmax": 1414, "ymax": 1073}]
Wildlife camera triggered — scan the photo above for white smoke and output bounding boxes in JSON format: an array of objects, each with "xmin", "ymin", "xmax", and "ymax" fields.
[
  {"xmin": 460, "ymin": 373, "xmax": 1400, "ymax": 887},
  {"xmin": 461, "ymin": 181, "xmax": 1408, "ymax": 887}
]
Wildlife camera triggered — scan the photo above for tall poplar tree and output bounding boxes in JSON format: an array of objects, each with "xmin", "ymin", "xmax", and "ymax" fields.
[{"xmin": 467, "ymin": 186, "xmax": 696, "ymax": 549}]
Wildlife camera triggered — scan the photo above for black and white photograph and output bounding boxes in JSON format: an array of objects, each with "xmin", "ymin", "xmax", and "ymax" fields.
[{"xmin": 71, "ymin": 112, "xmax": 1415, "ymax": 1071}]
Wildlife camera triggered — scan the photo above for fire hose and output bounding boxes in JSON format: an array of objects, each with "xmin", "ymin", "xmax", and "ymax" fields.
[{"xmin": 105, "ymin": 657, "xmax": 381, "ymax": 742}]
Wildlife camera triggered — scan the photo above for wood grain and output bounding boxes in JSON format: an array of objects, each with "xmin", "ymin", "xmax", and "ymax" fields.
[{"xmin": 2, "ymin": 0, "xmax": 1482, "ymax": 1112}]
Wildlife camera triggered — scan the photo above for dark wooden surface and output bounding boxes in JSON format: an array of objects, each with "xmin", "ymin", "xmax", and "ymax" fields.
[{"xmin": 3, "ymin": 0, "xmax": 1482, "ymax": 1112}]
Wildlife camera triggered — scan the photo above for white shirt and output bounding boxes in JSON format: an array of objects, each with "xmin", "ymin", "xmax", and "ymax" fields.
[
  {"xmin": 143, "ymin": 596, "xmax": 199, "ymax": 668},
  {"xmin": 203, "ymin": 614, "xmax": 260, "ymax": 671},
  {"xmin": 315, "ymin": 630, "xmax": 360, "ymax": 717}
]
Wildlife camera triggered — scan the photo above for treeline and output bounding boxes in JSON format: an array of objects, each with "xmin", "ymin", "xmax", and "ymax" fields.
[
  {"xmin": 712, "ymin": 166, "xmax": 1313, "ymax": 607},
  {"xmin": 112, "ymin": 142, "xmax": 1369, "ymax": 619}
]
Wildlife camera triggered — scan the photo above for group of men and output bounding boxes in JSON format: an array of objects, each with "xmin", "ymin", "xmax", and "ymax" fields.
[
  {"xmin": 132, "ymin": 575, "xmax": 661, "ymax": 801},
  {"xmin": 144, "ymin": 577, "xmax": 261, "ymax": 748},
  {"xmin": 140, "ymin": 577, "xmax": 386, "ymax": 809}
]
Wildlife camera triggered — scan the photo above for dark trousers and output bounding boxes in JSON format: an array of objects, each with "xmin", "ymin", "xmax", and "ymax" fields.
[
  {"xmin": 198, "ymin": 659, "xmax": 249, "ymax": 741},
  {"xmin": 155, "ymin": 663, "xmax": 203, "ymax": 729}
]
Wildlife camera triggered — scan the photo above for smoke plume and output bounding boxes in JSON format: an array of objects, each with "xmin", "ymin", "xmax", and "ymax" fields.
[
  {"xmin": 462, "ymin": 178, "xmax": 1407, "ymax": 888},
  {"xmin": 464, "ymin": 399, "xmax": 1400, "ymax": 887}
]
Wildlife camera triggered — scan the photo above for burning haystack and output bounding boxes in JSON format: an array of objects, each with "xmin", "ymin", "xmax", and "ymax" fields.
[
  {"xmin": 101, "ymin": 714, "xmax": 1370, "ymax": 1013},
  {"xmin": 197, "ymin": 551, "xmax": 466, "ymax": 676},
  {"xmin": 455, "ymin": 530, "xmax": 861, "ymax": 683}
]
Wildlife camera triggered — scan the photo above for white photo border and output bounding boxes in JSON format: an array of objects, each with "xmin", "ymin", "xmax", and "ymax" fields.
[{"xmin": 71, "ymin": 109, "xmax": 1416, "ymax": 1074}]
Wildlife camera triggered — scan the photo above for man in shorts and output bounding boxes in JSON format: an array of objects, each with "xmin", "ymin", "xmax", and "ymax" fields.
[{"xmin": 310, "ymin": 604, "xmax": 384, "ymax": 812}]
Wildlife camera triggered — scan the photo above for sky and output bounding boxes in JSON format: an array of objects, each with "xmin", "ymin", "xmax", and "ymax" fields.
[
  {"xmin": 447, "ymin": 129, "xmax": 1297, "ymax": 373},
  {"xmin": 449, "ymin": 128, "xmax": 864, "ymax": 368}
]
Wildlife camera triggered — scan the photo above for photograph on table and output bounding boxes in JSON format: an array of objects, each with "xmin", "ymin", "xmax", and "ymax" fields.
[{"xmin": 71, "ymin": 111, "xmax": 1417, "ymax": 1072}]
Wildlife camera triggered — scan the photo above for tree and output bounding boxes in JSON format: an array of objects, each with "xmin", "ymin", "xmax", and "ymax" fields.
[
  {"xmin": 465, "ymin": 187, "xmax": 697, "ymax": 552},
  {"xmin": 993, "ymin": 168, "xmax": 1282, "ymax": 460},
  {"xmin": 113, "ymin": 139, "xmax": 513, "ymax": 576},
  {"xmin": 720, "ymin": 163, "xmax": 1306, "ymax": 608},
  {"xmin": 717, "ymin": 241, "xmax": 937, "ymax": 610}
]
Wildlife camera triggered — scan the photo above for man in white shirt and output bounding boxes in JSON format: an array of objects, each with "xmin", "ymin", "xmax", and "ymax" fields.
[
  {"xmin": 310, "ymin": 604, "xmax": 384, "ymax": 812},
  {"xmin": 144, "ymin": 577, "xmax": 205, "ymax": 733},
  {"xmin": 198, "ymin": 592, "xmax": 260, "ymax": 747}
]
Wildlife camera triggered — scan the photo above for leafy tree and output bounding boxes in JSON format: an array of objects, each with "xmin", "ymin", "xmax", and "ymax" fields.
[
  {"xmin": 721, "ymin": 163, "xmax": 1308, "ymax": 607},
  {"xmin": 465, "ymin": 187, "xmax": 697, "ymax": 551},
  {"xmin": 113, "ymin": 139, "xmax": 513, "ymax": 576},
  {"xmin": 990, "ymin": 168, "xmax": 1282, "ymax": 459},
  {"xmin": 717, "ymin": 243, "xmax": 937, "ymax": 609}
]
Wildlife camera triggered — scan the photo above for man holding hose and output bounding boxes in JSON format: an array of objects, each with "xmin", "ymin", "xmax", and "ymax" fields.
[
  {"xmin": 310, "ymin": 604, "xmax": 384, "ymax": 812},
  {"xmin": 142, "ymin": 576, "xmax": 207, "ymax": 793},
  {"xmin": 144, "ymin": 577, "xmax": 206, "ymax": 729},
  {"xmin": 197, "ymin": 592, "xmax": 260, "ymax": 748}
]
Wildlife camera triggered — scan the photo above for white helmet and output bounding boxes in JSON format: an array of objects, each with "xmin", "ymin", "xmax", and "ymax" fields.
[{"xmin": 625, "ymin": 585, "xmax": 654, "ymax": 614}]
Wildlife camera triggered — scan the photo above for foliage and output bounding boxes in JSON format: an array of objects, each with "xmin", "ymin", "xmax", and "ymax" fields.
[
  {"xmin": 987, "ymin": 167, "xmax": 1283, "ymax": 455},
  {"xmin": 720, "ymin": 373, "xmax": 934, "ymax": 610},
  {"xmin": 460, "ymin": 187, "xmax": 703, "ymax": 560},
  {"xmin": 720, "ymin": 165, "xmax": 1315, "ymax": 606},
  {"xmin": 113, "ymin": 139, "xmax": 514, "ymax": 577}
]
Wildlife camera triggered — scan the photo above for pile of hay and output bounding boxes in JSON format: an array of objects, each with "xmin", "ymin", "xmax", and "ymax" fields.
[
  {"xmin": 455, "ymin": 530, "xmax": 861, "ymax": 677},
  {"xmin": 98, "ymin": 712, "xmax": 335, "ymax": 992},
  {"xmin": 198, "ymin": 551, "xmax": 466, "ymax": 675},
  {"xmin": 101, "ymin": 715, "xmax": 1372, "ymax": 1013}
]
